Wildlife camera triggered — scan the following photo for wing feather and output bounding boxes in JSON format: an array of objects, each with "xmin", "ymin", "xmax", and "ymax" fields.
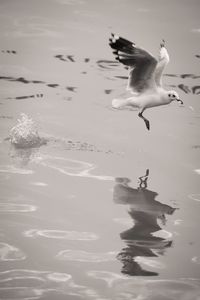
[
  {"xmin": 109, "ymin": 34, "xmax": 158, "ymax": 93},
  {"xmin": 154, "ymin": 42, "xmax": 170, "ymax": 87}
]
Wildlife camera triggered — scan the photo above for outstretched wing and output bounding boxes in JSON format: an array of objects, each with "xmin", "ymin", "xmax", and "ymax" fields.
[
  {"xmin": 154, "ymin": 40, "xmax": 170, "ymax": 87},
  {"xmin": 109, "ymin": 33, "xmax": 158, "ymax": 93}
]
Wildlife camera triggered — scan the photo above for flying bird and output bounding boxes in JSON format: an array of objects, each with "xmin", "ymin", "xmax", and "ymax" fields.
[{"xmin": 109, "ymin": 34, "xmax": 183, "ymax": 130}]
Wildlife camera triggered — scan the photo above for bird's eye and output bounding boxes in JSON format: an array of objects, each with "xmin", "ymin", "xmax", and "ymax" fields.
[
  {"xmin": 172, "ymin": 95, "xmax": 176, "ymax": 98},
  {"xmin": 168, "ymin": 94, "xmax": 171, "ymax": 97}
]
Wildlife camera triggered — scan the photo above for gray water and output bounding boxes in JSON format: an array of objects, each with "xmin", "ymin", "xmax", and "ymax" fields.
[{"xmin": 0, "ymin": 0, "xmax": 200, "ymax": 299}]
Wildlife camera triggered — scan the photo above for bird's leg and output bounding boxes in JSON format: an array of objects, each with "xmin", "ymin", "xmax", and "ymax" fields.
[
  {"xmin": 160, "ymin": 39, "xmax": 165, "ymax": 48},
  {"xmin": 138, "ymin": 109, "xmax": 150, "ymax": 130},
  {"xmin": 138, "ymin": 169, "xmax": 149, "ymax": 189}
]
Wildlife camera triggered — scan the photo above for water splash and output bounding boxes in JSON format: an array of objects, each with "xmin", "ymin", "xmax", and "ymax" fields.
[{"xmin": 9, "ymin": 113, "xmax": 46, "ymax": 148}]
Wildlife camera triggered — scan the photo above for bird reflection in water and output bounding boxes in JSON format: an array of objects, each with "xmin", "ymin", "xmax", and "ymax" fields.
[
  {"xmin": 113, "ymin": 169, "xmax": 176, "ymax": 276},
  {"xmin": 9, "ymin": 146, "xmax": 38, "ymax": 167}
]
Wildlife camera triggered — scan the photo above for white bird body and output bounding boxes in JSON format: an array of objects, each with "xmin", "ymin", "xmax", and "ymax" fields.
[
  {"xmin": 113, "ymin": 88, "xmax": 171, "ymax": 110},
  {"xmin": 109, "ymin": 34, "xmax": 183, "ymax": 130}
]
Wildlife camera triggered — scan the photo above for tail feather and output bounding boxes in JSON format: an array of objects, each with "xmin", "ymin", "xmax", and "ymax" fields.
[{"xmin": 112, "ymin": 98, "xmax": 129, "ymax": 109}]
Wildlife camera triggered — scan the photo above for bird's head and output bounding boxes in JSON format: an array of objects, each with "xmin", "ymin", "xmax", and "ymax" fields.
[{"xmin": 167, "ymin": 90, "xmax": 183, "ymax": 104}]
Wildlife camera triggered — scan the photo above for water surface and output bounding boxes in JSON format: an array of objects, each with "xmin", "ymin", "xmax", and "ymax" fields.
[{"xmin": 0, "ymin": 0, "xmax": 200, "ymax": 299}]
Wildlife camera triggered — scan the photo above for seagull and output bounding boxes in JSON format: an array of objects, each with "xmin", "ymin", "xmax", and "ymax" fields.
[{"xmin": 109, "ymin": 33, "xmax": 183, "ymax": 130}]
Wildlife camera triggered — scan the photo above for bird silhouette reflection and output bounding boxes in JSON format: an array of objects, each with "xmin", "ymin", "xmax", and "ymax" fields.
[{"xmin": 113, "ymin": 169, "xmax": 176, "ymax": 276}]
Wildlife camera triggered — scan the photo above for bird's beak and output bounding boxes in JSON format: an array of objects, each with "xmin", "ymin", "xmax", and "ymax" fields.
[{"xmin": 177, "ymin": 98, "xmax": 183, "ymax": 104}]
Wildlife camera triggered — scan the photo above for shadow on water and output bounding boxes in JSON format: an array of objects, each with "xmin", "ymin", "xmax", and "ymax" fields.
[{"xmin": 113, "ymin": 169, "xmax": 176, "ymax": 276}]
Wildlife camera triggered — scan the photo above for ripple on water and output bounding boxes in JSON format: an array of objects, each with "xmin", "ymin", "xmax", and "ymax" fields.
[
  {"xmin": 192, "ymin": 256, "xmax": 200, "ymax": 264},
  {"xmin": 0, "ymin": 269, "xmax": 102, "ymax": 299},
  {"xmin": 38, "ymin": 155, "xmax": 114, "ymax": 181},
  {"xmin": 56, "ymin": 250, "xmax": 117, "ymax": 262},
  {"xmin": 0, "ymin": 242, "xmax": 26, "ymax": 261},
  {"xmin": 88, "ymin": 272, "xmax": 200, "ymax": 299},
  {"xmin": 174, "ymin": 219, "xmax": 183, "ymax": 226},
  {"xmin": 0, "ymin": 165, "xmax": 33, "ymax": 175},
  {"xmin": 0, "ymin": 269, "xmax": 72, "ymax": 300},
  {"xmin": 87, "ymin": 271, "xmax": 128, "ymax": 288},
  {"xmin": 188, "ymin": 194, "xmax": 200, "ymax": 202},
  {"xmin": 23, "ymin": 229, "xmax": 99, "ymax": 240},
  {"xmin": 194, "ymin": 169, "xmax": 200, "ymax": 175},
  {"xmin": 30, "ymin": 182, "xmax": 48, "ymax": 187},
  {"xmin": 112, "ymin": 278, "xmax": 200, "ymax": 300},
  {"xmin": 112, "ymin": 218, "xmax": 133, "ymax": 227},
  {"xmin": 0, "ymin": 203, "xmax": 37, "ymax": 213}
]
